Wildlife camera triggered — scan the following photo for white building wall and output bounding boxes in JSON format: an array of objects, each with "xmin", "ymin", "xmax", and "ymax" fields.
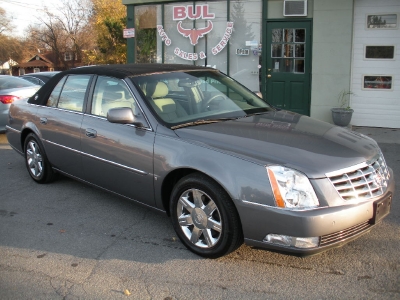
[{"xmin": 310, "ymin": 0, "xmax": 354, "ymax": 123}]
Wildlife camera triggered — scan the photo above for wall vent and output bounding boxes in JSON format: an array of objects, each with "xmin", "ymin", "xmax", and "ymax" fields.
[{"xmin": 283, "ymin": 0, "xmax": 307, "ymax": 17}]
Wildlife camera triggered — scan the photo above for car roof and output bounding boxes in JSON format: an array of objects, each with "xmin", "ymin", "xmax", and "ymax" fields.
[
  {"xmin": 28, "ymin": 64, "xmax": 216, "ymax": 106},
  {"xmin": 59, "ymin": 63, "xmax": 215, "ymax": 79}
]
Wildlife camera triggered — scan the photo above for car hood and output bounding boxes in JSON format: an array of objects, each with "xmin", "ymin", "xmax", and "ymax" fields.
[{"xmin": 174, "ymin": 111, "xmax": 381, "ymax": 178}]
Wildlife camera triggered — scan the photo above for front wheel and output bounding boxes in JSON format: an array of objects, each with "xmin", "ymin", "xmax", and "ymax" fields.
[
  {"xmin": 170, "ymin": 173, "xmax": 243, "ymax": 258},
  {"xmin": 24, "ymin": 133, "xmax": 55, "ymax": 183}
]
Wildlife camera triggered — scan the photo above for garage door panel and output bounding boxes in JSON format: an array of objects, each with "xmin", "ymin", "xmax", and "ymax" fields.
[{"xmin": 351, "ymin": 0, "xmax": 400, "ymax": 128}]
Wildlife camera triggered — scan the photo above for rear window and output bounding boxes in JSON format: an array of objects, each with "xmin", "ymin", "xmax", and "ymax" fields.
[{"xmin": 0, "ymin": 76, "xmax": 36, "ymax": 90}]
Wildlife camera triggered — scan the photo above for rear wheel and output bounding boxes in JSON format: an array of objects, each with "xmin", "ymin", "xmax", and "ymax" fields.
[
  {"xmin": 24, "ymin": 133, "xmax": 55, "ymax": 183},
  {"xmin": 170, "ymin": 173, "xmax": 243, "ymax": 258}
]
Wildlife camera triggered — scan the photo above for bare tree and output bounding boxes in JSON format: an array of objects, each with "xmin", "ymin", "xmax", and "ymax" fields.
[
  {"xmin": 27, "ymin": 0, "xmax": 95, "ymax": 70},
  {"xmin": 0, "ymin": 7, "xmax": 12, "ymax": 34}
]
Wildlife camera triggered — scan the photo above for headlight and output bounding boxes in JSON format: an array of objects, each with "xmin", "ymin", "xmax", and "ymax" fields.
[{"xmin": 267, "ymin": 166, "xmax": 319, "ymax": 209}]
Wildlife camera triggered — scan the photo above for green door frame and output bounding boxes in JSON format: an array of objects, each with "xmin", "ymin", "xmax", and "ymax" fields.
[{"xmin": 261, "ymin": 17, "xmax": 313, "ymax": 116}]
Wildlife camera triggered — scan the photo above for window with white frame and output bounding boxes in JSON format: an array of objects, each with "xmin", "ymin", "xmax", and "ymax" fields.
[
  {"xmin": 33, "ymin": 68, "xmax": 40, "ymax": 73},
  {"xmin": 363, "ymin": 75, "xmax": 393, "ymax": 90},
  {"xmin": 19, "ymin": 69, "xmax": 25, "ymax": 75},
  {"xmin": 64, "ymin": 52, "xmax": 73, "ymax": 61},
  {"xmin": 367, "ymin": 14, "xmax": 397, "ymax": 29},
  {"xmin": 365, "ymin": 46, "xmax": 395, "ymax": 59}
]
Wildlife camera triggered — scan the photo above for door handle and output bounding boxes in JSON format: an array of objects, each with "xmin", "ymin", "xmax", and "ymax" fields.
[
  {"xmin": 267, "ymin": 74, "xmax": 272, "ymax": 78},
  {"xmin": 40, "ymin": 117, "xmax": 48, "ymax": 124},
  {"xmin": 85, "ymin": 128, "xmax": 97, "ymax": 138}
]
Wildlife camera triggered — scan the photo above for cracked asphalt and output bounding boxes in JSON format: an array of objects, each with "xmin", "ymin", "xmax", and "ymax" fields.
[{"xmin": 0, "ymin": 132, "xmax": 399, "ymax": 299}]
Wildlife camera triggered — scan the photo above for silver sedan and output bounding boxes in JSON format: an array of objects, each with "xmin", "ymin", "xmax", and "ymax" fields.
[
  {"xmin": 6, "ymin": 64, "xmax": 395, "ymax": 258},
  {"xmin": 0, "ymin": 75, "xmax": 40, "ymax": 132}
]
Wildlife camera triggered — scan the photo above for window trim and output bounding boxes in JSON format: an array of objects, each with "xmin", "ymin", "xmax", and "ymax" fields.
[
  {"xmin": 64, "ymin": 52, "xmax": 73, "ymax": 61},
  {"xmin": 365, "ymin": 13, "xmax": 398, "ymax": 30},
  {"xmin": 364, "ymin": 45, "xmax": 396, "ymax": 61},
  {"xmin": 362, "ymin": 74, "xmax": 394, "ymax": 91}
]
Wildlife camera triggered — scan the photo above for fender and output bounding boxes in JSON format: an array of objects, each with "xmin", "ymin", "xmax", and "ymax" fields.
[{"xmin": 153, "ymin": 132, "xmax": 274, "ymax": 212}]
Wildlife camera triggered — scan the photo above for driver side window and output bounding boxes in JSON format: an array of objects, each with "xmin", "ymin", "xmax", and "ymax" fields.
[{"xmin": 91, "ymin": 76, "xmax": 137, "ymax": 117}]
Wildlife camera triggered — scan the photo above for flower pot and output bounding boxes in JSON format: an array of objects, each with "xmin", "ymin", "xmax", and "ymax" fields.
[{"xmin": 331, "ymin": 108, "xmax": 354, "ymax": 127}]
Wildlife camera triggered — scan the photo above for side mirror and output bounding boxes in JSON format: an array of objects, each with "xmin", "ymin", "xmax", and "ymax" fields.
[{"xmin": 107, "ymin": 107, "xmax": 144, "ymax": 127}]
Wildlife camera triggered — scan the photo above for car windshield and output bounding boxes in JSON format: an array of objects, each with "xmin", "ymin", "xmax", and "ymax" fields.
[
  {"xmin": 0, "ymin": 76, "xmax": 36, "ymax": 90},
  {"xmin": 131, "ymin": 70, "xmax": 272, "ymax": 128}
]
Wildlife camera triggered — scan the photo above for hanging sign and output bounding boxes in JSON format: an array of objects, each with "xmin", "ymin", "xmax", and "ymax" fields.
[
  {"xmin": 123, "ymin": 28, "xmax": 135, "ymax": 38},
  {"xmin": 156, "ymin": 4, "xmax": 234, "ymax": 61}
]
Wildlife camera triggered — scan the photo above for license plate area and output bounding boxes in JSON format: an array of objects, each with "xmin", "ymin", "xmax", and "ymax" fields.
[{"xmin": 372, "ymin": 195, "xmax": 392, "ymax": 224}]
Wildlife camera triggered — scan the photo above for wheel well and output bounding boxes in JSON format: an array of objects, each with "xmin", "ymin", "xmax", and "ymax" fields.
[
  {"xmin": 20, "ymin": 128, "xmax": 34, "ymax": 150},
  {"xmin": 161, "ymin": 168, "xmax": 197, "ymax": 216}
]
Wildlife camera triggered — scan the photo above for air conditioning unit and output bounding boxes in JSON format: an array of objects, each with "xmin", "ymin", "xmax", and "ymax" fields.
[{"xmin": 283, "ymin": 0, "xmax": 307, "ymax": 17}]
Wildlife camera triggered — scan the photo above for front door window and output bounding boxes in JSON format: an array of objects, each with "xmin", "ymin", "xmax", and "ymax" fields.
[{"xmin": 271, "ymin": 28, "xmax": 305, "ymax": 73}]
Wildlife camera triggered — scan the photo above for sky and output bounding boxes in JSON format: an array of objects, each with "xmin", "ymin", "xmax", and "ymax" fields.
[{"xmin": 0, "ymin": 0, "xmax": 64, "ymax": 36}]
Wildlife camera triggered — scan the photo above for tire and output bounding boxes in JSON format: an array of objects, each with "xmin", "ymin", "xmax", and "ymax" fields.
[
  {"xmin": 24, "ymin": 133, "xmax": 55, "ymax": 184},
  {"xmin": 170, "ymin": 173, "xmax": 243, "ymax": 258}
]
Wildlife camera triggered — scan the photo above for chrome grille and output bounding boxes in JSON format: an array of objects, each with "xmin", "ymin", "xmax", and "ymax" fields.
[
  {"xmin": 327, "ymin": 152, "xmax": 390, "ymax": 201},
  {"xmin": 320, "ymin": 221, "xmax": 372, "ymax": 246}
]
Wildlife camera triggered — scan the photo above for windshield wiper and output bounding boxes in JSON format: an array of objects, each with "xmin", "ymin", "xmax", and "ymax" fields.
[{"xmin": 171, "ymin": 118, "xmax": 237, "ymax": 130}]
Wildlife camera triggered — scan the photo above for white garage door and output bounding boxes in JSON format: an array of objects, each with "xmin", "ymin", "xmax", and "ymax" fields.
[{"xmin": 351, "ymin": 0, "xmax": 400, "ymax": 128}]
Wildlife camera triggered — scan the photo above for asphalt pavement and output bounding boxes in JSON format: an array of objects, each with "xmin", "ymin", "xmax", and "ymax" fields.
[{"xmin": 0, "ymin": 129, "xmax": 399, "ymax": 299}]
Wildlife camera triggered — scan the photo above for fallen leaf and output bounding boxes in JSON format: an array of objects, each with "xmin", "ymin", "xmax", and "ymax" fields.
[
  {"xmin": 123, "ymin": 289, "xmax": 131, "ymax": 296},
  {"xmin": 59, "ymin": 229, "xmax": 66, "ymax": 233}
]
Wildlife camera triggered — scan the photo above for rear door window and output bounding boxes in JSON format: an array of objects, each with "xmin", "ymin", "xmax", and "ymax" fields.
[{"xmin": 47, "ymin": 75, "xmax": 91, "ymax": 112}]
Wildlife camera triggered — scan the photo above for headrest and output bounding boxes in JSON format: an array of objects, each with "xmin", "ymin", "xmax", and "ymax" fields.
[
  {"xmin": 103, "ymin": 84, "xmax": 125, "ymax": 101},
  {"xmin": 153, "ymin": 99, "xmax": 176, "ymax": 113},
  {"xmin": 152, "ymin": 82, "xmax": 169, "ymax": 98}
]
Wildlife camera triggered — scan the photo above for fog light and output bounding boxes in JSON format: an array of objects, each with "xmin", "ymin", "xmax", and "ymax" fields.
[{"xmin": 264, "ymin": 234, "xmax": 320, "ymax": 249}]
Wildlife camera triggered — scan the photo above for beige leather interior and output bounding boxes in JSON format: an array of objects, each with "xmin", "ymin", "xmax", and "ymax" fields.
[
  {"xmin": 101, "ymin": 84, "xmax": 135, "ymax": 117},
  {"xmin": 148, "ymin": 82, "xmax": 188, "ymax": 122}
]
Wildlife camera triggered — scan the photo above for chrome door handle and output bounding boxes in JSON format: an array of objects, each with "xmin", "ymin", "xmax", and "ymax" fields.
[
  {"xmin": 40, "ymin": 117, "xmax": 48, "ymax": 124},
  {"xmin": 85, "ymin": 128, "xmax": 97, "ymax": 138}
]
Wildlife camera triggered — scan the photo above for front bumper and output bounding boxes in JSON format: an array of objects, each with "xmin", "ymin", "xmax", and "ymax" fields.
[{"xmin": 238, "ymin": 169, "xmax": 395, "ymax": 256}]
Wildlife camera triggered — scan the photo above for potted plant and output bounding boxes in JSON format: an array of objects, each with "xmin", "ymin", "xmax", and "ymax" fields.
[{"xmin": 331, "ymin": 89, "xmax": 354, "ymax": 127}]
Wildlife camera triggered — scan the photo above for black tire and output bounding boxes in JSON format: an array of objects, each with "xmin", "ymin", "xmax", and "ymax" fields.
[
  {"xmin": 24, "ymin": 133, "xmax": 55, "ymax": 184},
  {"xmin": 170, "ymin": 173, "xmax": 243, "ymax": 258}
]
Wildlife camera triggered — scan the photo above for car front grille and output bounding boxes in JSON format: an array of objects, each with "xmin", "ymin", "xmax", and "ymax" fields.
[
  {"xmin": 326, "ymin": 152, "xmax": 390, "ymax": 201},
  {"xmin": 320, "ymin": 221, "xmax": 372, "ymax": 247}
]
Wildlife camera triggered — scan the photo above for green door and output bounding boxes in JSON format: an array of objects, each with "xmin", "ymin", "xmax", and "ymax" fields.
[{"xmin": 266, "ymin": 21, "xmax": 311, "ymax": 115}]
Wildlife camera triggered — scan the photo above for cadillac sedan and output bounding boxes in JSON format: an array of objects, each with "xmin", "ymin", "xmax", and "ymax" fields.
[{"xmin": 6, "ymin": 64, "xmax": 395, "ymax": 258}]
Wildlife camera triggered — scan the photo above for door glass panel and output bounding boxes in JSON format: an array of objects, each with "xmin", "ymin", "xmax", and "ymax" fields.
[
  {"xmin": 295, "ymin": 29, "xmax": 305, "ymax": 43},
  {"xmin": 270, "ymin": 28, "xmax": 305, "ymax": 73},
  {"xmin": 283, "ymin": 59, "xmax": 293, "ymax": 72},
  {"xmin": 272, "ymin": 29, "xmax": 283, "ymax": 42},
  {"xmin": 294, "ymin": 60, "xmax": 305, "ymax": 73},
  {"xmin": 284, "ymin": 44, "xmax": 293, "ymax": 58},
  {"xmin": 271, "ymin": 44, "xmax": 282, "ymax": 57},
  {"xmin": 284, "ymin": 29, "xmax": 294, "ymax": 42},
  {"xmin": 295, "ymin": 44, "xmax": 305, "ymax": 58}
]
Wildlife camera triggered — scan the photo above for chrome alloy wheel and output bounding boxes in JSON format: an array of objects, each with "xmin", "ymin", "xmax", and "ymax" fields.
[
  {"xmin": 26, "ymin": 140, "xmax": 43, "ymax": 178},
  {"xmin": 177, "ymin": 189, "xmax": 222, "ymax": 248}
]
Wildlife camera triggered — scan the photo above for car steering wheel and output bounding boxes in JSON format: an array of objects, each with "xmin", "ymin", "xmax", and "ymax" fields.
[{"xmin": 203, "ymin": 94, "xmax": 227, "ymax": 111}]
